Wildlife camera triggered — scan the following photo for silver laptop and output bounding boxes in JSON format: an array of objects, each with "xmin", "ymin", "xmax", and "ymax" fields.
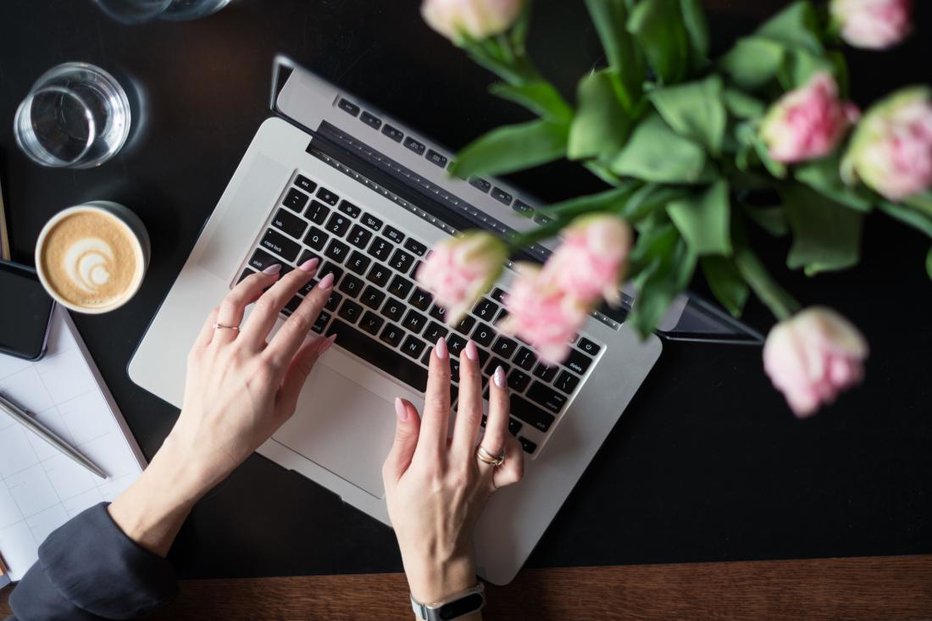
[{"xmin": 129, "ymin": 57, "xmax": 663, "ymax": 585}]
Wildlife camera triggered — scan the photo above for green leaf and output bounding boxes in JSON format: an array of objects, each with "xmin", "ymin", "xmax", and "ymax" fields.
[
  {"xmin": 719, "ymin": 37, "xmax": 785, "ymax": 91},
  {"xmin": 628, "ymin": 225, "xmax": 697, "ymax": 338},
  {"xmin": 723, "ymin": 89, "xmax": 766, "ymax": 119},
  {"xmin": 756, "ymin": 1, "xmax": 823, "ymax": 55},
  {"xmin": 450, "ymin": 119, "xmax": 569, "ymax": 178},
  {"xmin": 542, "ymin": 184, "xmax": 639, "ymax": 218},
  {"xmin": 926, "ymin": 247, "xmax": 932, "ymax": 280},
  {"xmin": 568, "ymin": 70, "xmax": 634, "ymax": 161},
  {"xmin": 777, "ymin": 48, "xmax": 837, "ymax": 90},
  {"xmin": 649, "ymin": 75, "xmax": 726, "ymax": 154},
  {"xmin": 489, "ymin": 81, "xmax": 573, "ymax": 121},
  {"xmin": 753, "ymin": 136, "xmax": 787, "ymax": 179},
  {"xmin": 701, "ymin": 255, "xmax": 749, "ymax": 317},
  {"xmin": 610, "ymin": 114, "xmax": 712, "ymax": 184},
  {"xmin": 585, "ymin": 0, "xmax": 645, "ymax": 109},
  {"xmin": 743, "ymin": 205, "xmax": 790, "ymax": 237},
  {"xmin": 622, "ymin": 184, "xmax": 690, "ymax": 223},
  {"xmin": 782, "ymin": 185, "xmax": 864, "ymax": 275},
  {"xmin": 733, "ymin": 245, "xmax": 800, "ymax": 320},
  {"xmin": 679, "ymin": 0, "xmax": 709, "ymax": 61},
  {"xmin": 904, "ymin": 192, "xmax": 932, "ymax": 215},
  {"xmin": 627, "ymin": 0, "xmax": 690, "ymax": 85},
  {"xmin": 878, "ymin": 201, "xmax": 932, "ymax": 238},
  {"xmin": 794, "ymin": 155, "xmax": 873, "ymax": 212},
  {"xmin": 667, "ymin": 180, "xmax": 732, "ymax": 256}
]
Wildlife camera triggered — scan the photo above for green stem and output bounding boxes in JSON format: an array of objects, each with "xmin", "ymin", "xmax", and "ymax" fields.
[{"xmin": 733, "ymin": 247, "xmax": 799, "ymax": 321}]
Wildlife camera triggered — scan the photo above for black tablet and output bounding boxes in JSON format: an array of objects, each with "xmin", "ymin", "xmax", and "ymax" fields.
[{"xmin": 0, "ymin": 260, "xmax": 55, "ymax": 361}]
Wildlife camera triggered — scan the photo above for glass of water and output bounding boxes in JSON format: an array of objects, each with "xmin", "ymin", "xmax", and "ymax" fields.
[
  {"xmin": 14, "ymin": 63, "xmax": 131, "ymax": 169},
  {"xmin": 94, "ymin": 0, "xmax": 231, "ymax": 24}
]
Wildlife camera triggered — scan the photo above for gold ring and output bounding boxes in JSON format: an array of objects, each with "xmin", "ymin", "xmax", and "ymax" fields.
[
  {"xmin": 213, "ymin": 323, "xmax": 240, "ymax": 331},
  {"xmin": 476, "ymin": 445, "xmax": 505, "ymax": 467}
]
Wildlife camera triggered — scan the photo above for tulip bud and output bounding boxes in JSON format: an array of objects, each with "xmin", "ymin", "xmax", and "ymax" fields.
[
  {"xmin": 831, "ymin": 0, "xmax": 912, "ymax": 50},
  {"xmin": 421, "ymin": 0, "xmax": 525, "ymax": 43}
]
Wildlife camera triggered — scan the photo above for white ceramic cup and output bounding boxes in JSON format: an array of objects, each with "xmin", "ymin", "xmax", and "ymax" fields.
[{"xmin": 35, "ymin": 201, "xmax": 150, "ymax": 314}]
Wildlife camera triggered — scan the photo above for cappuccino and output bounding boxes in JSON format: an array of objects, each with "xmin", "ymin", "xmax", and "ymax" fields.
[{"xmin": 37, "ymin": 204, "xmax": 148, "ymax": 312}]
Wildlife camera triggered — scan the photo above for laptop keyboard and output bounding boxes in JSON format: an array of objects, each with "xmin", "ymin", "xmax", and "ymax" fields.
[{"xmin": 236, "ymin": 172, "xmax": 605, "ymax": 457}]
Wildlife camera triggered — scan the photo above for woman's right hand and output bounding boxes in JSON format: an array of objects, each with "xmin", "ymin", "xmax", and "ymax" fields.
[{"xmin": 382, "ymin": 337, "xmax": 525, "ymax": 605}]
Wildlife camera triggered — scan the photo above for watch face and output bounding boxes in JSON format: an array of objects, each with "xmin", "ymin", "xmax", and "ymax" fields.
[{"xmin": 439, "ymin": 593, "xmax": 484, "ymax": 619}]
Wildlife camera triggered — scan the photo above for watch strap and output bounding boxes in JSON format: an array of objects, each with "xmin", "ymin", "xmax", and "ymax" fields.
[{"xmin": 410, "ymin": 582, "xmax": 485, "ymax": 620}]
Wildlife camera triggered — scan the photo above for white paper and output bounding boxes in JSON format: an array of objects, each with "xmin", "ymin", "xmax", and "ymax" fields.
[{"xmin": 0, "ymin": 307, "xmax": 145, "ymax": 581}]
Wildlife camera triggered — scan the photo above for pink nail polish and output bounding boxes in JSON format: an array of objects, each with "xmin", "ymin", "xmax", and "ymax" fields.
[
  {"xmin": 493, "ymin": 365, "xmax": 506, "ymax": 388},
  {"xmin": 263, "ymin": 263, "xmax": 282, "ymax": 275},
  {"xmin": 318, "ymin": 272, "xmax": 335, "ymax": 290},
  {"xmin": 394, "ymin": 397, "xmax": 408, "ymax": 421},
  {"xmin": 464, "ymin": 340, "xmax": 478, "ymax": 361},
  {"xmin": 434, "ymin": 337, "xmax": 448, "ymax": 360},
  {"xmin": 299, "ymin": 257, "xmax": 320, "ymax": 273},
  {"xmin": 320, "ymin": 334, "xmax": 336, "ymax": 352}
]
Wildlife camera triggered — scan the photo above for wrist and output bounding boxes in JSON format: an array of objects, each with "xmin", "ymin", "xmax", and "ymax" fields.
[{"xmin": 404, "ymin": 554, "xmax": 478, "ymax": 604}]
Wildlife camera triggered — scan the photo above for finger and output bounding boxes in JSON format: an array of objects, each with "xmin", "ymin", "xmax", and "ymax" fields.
[
  {"xmin": 213, "ymin": 265, "xmax": 283, "ymax": 345},
  {"xmin": 382, "ymin": 398, "xmax": 422, "ymax": 489},
  {"xmin": 239, "ymin": 258, "xmax": 319, "ymax": 350},
  {"xmin": 264, "ymin": 270, "xmax": 334, "ymax": 367},
  {"xmin": 277, "ymin": 333, "xmax": 336, "ymax": 415},
  {"xmin": 193, "ymin": 307, "xmax": 220, "ymax": 351},
  {"xmin": 412, "ymin": 337, "xmax": 451, "ymax": 464},
  {"xmin": 478, "ymin": 364, "xmax": 509, "ymax": 471},
  {"xmin": 491, "ymin": 435, "xmax": 524, "ymax": 491},
  {"xmin": 451, "ymin": 340, "xmax": 484, "ymax": 460}
]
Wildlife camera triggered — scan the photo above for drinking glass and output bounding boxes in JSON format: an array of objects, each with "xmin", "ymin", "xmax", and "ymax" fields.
[
  {"xmin": 14, "ymin": 63, "xmax": 131, "ymax": 169},
  {"xmin": 93, "ymin": 0, "xmax": 231, "ymax": 24}
]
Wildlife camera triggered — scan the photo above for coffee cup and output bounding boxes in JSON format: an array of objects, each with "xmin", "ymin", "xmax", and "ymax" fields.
[{"xmin": 35, "ymin": 201, "xmax": 150, "ymax": 314}]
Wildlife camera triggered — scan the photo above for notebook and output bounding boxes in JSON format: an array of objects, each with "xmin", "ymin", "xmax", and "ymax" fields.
[{"xmin": 0, "ymin": 307, "xmax": 146, "ymax": 584}]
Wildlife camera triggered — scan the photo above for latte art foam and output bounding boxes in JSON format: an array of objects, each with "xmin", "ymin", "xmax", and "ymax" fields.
[{"xmin": 66, "ymin": 238, "xmax": 116, "ymax": 293}]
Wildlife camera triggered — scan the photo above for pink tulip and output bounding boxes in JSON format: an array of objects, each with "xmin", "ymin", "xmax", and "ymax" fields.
[
  {"xmin": 763, "ymin": 307, "xmax": 868, "ymax": 418},
  {"xmin": 544, "ymin": 214, "xmax": 632, "ymax": 307},
  {"xmin": 761, "ymin": 72, "xmax": 860, "ymax": 164},
  {"xmin": 421, "ymin": 0, "xmax": 524, "ymax": 43},
  {"xmin": 831, "ymin": 0, "xmax": 912, "ymax": 50},
  {"xmin": 415, "ymin": 232, "xmax": 507, "ymax": 325},
  {"xmin": 498, "ymin": 263, "xmax": 590, "ymax": 365},
  {"xmin": 841, "ymin": 87, "xmax": 932, "ymax": 201}
]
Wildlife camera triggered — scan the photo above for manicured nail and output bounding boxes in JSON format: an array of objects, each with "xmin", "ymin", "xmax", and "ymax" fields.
[
  {"xmin": 318, "ymin": 272, "xmax": 334, "ymax": 290},
  {"xmin": 319, "ymin": 334, "xmax": 336, "ymax": 351},
  {"xmin": 263, "ymin": 263, "xmax": 282, "ymax": 275},
  {"xmin": 394, "ymin": 397, "xmax": 408, "ymax": 422},
  {"xmin": 464, "ymin": 340, "xmax": 478, "ymax": 361},
  {"xmin": 299, "ymin": 257, "xmax": 320, "ymax": 273},
  {"xmin": 434, "ymin": 337, "xmax": 448, "ymax": 360},
  {"xmin": 493, "ymin": 365, "xmax": 506, "ymax": 388}
]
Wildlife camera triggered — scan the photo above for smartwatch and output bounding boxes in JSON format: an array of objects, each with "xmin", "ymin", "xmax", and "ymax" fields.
[{"xmin": 410, "ymin": 583, "xmax": 485, "ymax": 620}]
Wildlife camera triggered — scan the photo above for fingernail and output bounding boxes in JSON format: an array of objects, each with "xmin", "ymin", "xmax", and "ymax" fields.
[
  {"xmin": 320, "ymin": 334, "xmax": 336, "ymax": 352},
  {"xmin": 318, "ymin": 272, "xmax": 334, "ymax": 290},
  {"xmin": 394, "ymin": 397, "xmax": 408, "ymax": 422},
  {"xmin": 493, "ymin": 365, "xmax": 506, "ymax": 388},
  {"xmin": 263, "ymin": 263, "xmax": 282, "ymax": 275},
  {"xmin": 434, "ymin": 337, "xmax": 448, "ymax": 360},
  {"xmin": 299, "ymin": 257, "xmax": 320, "ymax": 273},
  {"xmin": 464, "ymin": 340, "xmax": 478, "ymax": 361}
]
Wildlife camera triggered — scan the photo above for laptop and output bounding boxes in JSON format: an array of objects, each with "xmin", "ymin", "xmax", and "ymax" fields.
[{"xmin": 129, "ymin": 57, "xmax": 668, "ymax": 585}]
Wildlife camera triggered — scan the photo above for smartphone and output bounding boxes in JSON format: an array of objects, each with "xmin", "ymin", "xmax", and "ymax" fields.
[{"xmin": 0, "ymin": 260, "xmax": 55, "ymax": 361}]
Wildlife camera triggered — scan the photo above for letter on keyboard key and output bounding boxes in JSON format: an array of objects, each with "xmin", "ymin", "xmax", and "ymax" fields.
[
  {"xmin": 563, "ymin": 349, "xmax": 593, "ymax": 375},
  {"xmin": 380, "ymin": 322, "xmax": 404, "ymax": 347},
  {"xmin": 555, "ymin": 370, "xmax": 580, "ymax": 395},
  {"xmin": 306, "ymin": 201, "xmax": 330, "ymax": 225},
  {"xmin": 282, "ymin": 188, "xmax": 310, "ymax": 213},
  {"xmin": 360, "ymin": 311, "xmax": 384, "ymax": 336},
  {"xmin": 325, "ymin": 213, "xmax": 351, "ymax": 236},
  {"xmin": 261, "ymin": 229, "xmax": 301, "ymax": 262},
  {"xmin": 326, "ymin": 321, "xmax": 428, "ymax": 391},
  {"xmin": 390, "ymin": 249, "xmax": 415, "ymax": 273},
  {"xmin": 305, "ymin": 226, "xmax": 329, "ymax": 251},
  {"xmin": 271, "ymin": 208, "xmax": 308, "ymax": 239},
  {"xmin": 510, "ymin": 395, "xmax": 555, "ymax": 433},
  {"xmin": 338, "ymin": 299, "xmax": 363, "ymax": 323},
  {"xmin": 526, "ymin": 381, "xmax": 567, "ymax": 414},
  {"xmin": 401, "ymin": 335, "xmax": 427, "ymax": 359}
]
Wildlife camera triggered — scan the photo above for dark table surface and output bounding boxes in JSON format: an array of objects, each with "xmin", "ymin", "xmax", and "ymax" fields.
[{"xmin": 0, "ymin": 0, "xmax": 929, "ymax": 580}]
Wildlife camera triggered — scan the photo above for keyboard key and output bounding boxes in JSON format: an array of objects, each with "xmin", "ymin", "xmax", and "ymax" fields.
[
  {"xmin": 379, "ymin": 322, "xmax": 404, "ymax": 347},
  {"xmin": 361, "ymin": 285, "xmax": 386, "ymax": 310},
  {"xmin": 382, "ymin": 124, "xmax": 404, "ymax": 142},
  {"xmin": 578, "ymin": 337, "xmax": 601, "ymax": 356},
  {"xmin": 474, "ymin": 299, "xmax": 499, "ymax": 321},
  {"xmin": 338, "ymin": 99, "xmax": 360, "ymax": 116},
  {"xmin": 327, "ymin": 320, "xmax": 427, "ymax": 391},
  {"xmin": 527, "ymin": 381, "xmax": 567, "ymax": 414},
  {"xmin": 472, "ymin": 323, "xmax": 495, "ymax": 347},
  {"xmin": 381, "ymin": 297, "xmax": 406, "ymax": 322},
  {"xmin": 423, "ymin": 321, "xmax": 448, "ymax": 343},
  {"xmin": 306, "ymin": 200, "xmax": 330, "ymax": 225},
  {"xmin": 339, "ymin": 274, "xmax": 364, "ymax": 297},
  {"xmin": 325, "ymin": 213, "xmax": 352, "ymax": 236},
  {"xmin": 404, "ymin": 238, "xmax": 428, "ymax": 257},
  {"xmin": 449, "ymin": 358, "xmax": 461, "ymax": 383},
  {"xmin": 509, "ymin": 418, "xmax": 523, "ymax": 436},
  {"xmin": 510, "ymin": 395, "xmax": 555, "ymax": 433},
  {"xmin": 533, "ymin": 363, "xmax": 557, "ymax": 382},
  {"xmin": 237, "ymin": 268, "xmax": 256, "ymax": 284},
  {"xmin": 389, "ymin": 275, "xmax": 414, "ymax": 299},
  {"xmin": 312, "ymin": 311, "xmax": 331, "ymax": 333},
  {"xmin": 298, "ymin": 273, "xmax": 318, "ymax": 297},
  {"xmin": 485, "ymin": 357, "xmax": 511, "ymax": 376},
  {"xmin": 429, "ymin": 304, "xmax": 447, "ymax": 322},
  {"xmin": 507, "ymin": 370, "xmax": 531, "ymax": 392},
  {"xmin": 401, "ymin": 335, "xmax": 427, "ymax": 359},
  {"xmin": 338, "ymin": 200, "xmax": 360, "ymax": 218},
  {"xmin": 295, "ymin": 175, "xmax": 317, "ymax": 193},
  {"xmin": 411, "ymin": 260, "xmax": 423, "ymax": 279},
  {"xmin": 360, "ymin": 110, "xmax": 382, "ymax": 129},
  {"xmin": 563, "ymin": 349, "xmax": 593, "ymax": 375},
  {"xmin": 448, "ymin": 334, "xmax": 467, "ymax": 357},
  {"xmin": 282, "ymin": 188, "xmax": 310, "ymax": 213},
  {"xmin": 338, "ymin": 299, "xmax": 363, "ymax": 323},
  {"xmin": 366, "ymin": 264, "xmax": 392, "ymax": 287},
  {"xmin": 492, "ymin": 337, "xmax": 517, "ymax": 359},
  {"xmin": 304, "ymin": 227, "xmax": 329, "ymax": 251},
  {"xmin": 248, "ymin": 248, "xmax": 282, "ymax": 272},
  {"xmin": 325, "ymin": 239, "xmax": 350, "ymax": 263},
  {"xmin": 384, "ymin": 226, "xmax": 405, "ymax": 244},
  {"xmin": 359, "ymin": 311, "xmax": 384, "ymax": 336},
  {"xmin": 409, "ymin": 288, "xmax": 432, "ymax": 311},
  {"xmin": 519, "ymin": 436, "xmax": 538, "ymax": 454},
  {"xmin": 555, "ymin": 370, "xmax": 580, "ymax": 395},
  {"xmin": 361, "ymin": 212, "xmax": 383, "ymax": 231},
  {"xmin": 348, "ymin": 225, "xmax": 373, "ymax": 249},
  {"xmin": 390, "ymin": 249, "xmax": 415, "ymax": 274},
  {"xmin": 404, "ymin": 136, "xmax": 426, "ymax": 155},
  {"xmin": 469, "ymin": 177, "xmax": 491, "ymax": 193},
  {"xmin": 454, "ymin": 315, "xmax": 476, "ymax": 335},
  {"xmin": 534, "ymin": 213, "xmax": 554, "ymax": 225},
  {"xmin": 317, "ymin": 187, "xmax": 340, "ymax": 206},
  {"xmin": 346, "ymin": 251, "xmax": 371, "ymax": 275},
  {"xmin": 490, "ymin": 288, "xmax": 507, "ymax": 303},
  {"xmin": 283, "ymin": 296, "xmax": 303, "ymax": 316},
  {"xmin": 368, "ymin": 237, "xmax": 394, "ymax": 261},
  {"xmin": 491, "ymin": 187, "xmax": 513, "ymax": 205},
  {"xmin": 318, "ymin": 263, "xmax": 344, "ymax": 285},
  {"xmin": 261, "ymin": 229, "xmax": 301, "ymax": 262},
  {"xmin": 426, "ymin": 149, "xmax": 448, "ymax": 168},
  {"xmin": 514, "ymin": 347, "xmax": 536, "ymax": 371},
  {"xmin": 513, "ymin": 199, "xmax": 533, "ymax": 215},
  {"xmin": 325, "ymin": 292, "xmax": 343, "ymax": 312},
  {"xmin": 403, "ymin": 310, "xmax": 428, "ymax": 333},
  {"xmin": 271, "ymin": 208, "xmax": 308, "ymax": 239}
]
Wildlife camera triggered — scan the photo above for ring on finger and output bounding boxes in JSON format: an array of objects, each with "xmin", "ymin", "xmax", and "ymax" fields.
[
  {"xmin": 476, "ymin": 445, "xmax": 505, "ymax": 467},
  {"xmin": 213, "ymin": 323, "xmax": 240, "ymax": 331}
]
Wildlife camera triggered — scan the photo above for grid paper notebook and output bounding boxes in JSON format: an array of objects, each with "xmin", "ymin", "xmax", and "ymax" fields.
[{"xmin": 0, "ymin": 307, "xmax": 145, "ymax": 583}]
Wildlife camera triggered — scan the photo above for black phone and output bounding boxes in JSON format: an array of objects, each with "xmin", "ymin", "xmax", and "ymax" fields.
[{"xmin": 0, "ymin": 260, "xmax": 56, "ymax": 361}]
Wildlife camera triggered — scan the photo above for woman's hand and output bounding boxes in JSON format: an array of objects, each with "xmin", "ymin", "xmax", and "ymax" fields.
[
  {"xmin": 109, "ymin": 259, "xmax": 334, "ymax": 556},
  {"xmin": 383, "ymin": 337, "xmax": 525, "ymax": 606}
]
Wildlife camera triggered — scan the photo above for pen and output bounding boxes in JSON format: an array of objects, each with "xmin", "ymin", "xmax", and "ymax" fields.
[{"xmin": 0, "ymin": 392, "xmax": 108, "ymax": 480}]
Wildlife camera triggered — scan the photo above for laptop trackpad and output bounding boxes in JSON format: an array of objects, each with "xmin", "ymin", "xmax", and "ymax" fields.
[{"xmin": 272, "ymin": 364, "xmax": 396, "ymax": 498}]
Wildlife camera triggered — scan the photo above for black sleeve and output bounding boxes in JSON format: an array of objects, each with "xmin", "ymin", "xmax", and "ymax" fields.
[{"xmin": 8, "ymin": 502, "xmax": 177, "ymax": 620}]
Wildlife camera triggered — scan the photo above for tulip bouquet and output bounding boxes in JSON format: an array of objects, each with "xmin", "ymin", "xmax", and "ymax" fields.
[{"xmin": 415, "ymin": 0, "xmax": 931, "ymax": 416}]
